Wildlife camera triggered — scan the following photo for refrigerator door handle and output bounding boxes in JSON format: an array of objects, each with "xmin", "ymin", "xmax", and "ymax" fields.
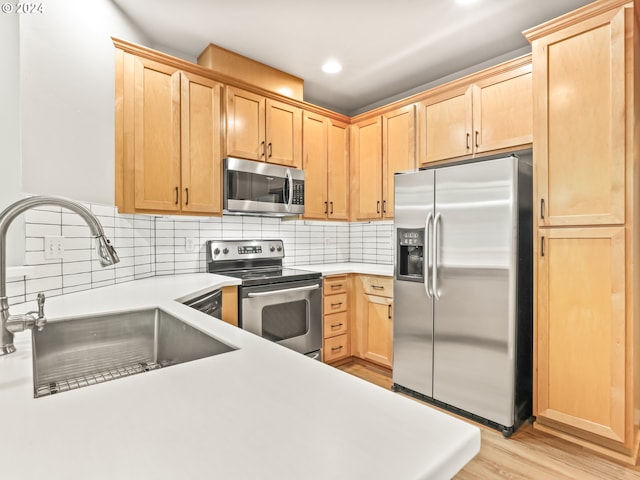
[
  {"xmin": 433, "ymin": 212, "xmax": 442, "ymax": 299},
  {"xmin": 424, "ymin": 212, "xmax": 434, "ymax": 298}
]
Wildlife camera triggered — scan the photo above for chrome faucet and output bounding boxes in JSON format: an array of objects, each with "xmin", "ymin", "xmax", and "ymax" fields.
[{"xmin": 0, "ymin": 196, "xmax": 120, "ymax": 356}]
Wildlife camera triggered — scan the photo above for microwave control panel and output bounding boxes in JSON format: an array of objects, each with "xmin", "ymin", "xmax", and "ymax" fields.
[{"xmin": 292, "ymin": 181, "xmax": 304, "ymax": 205}]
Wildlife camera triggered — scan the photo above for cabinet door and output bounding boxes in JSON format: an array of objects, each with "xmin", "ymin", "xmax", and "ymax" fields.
[
  {"xmin": 327, "ymin": 120, "xmax": 350, "ymax": 220},
  {"xmin": 226, "ymin": 86, "xmax": 265, "ymax": 161},
  {"xmin": 533, "ymin": 7, "xmax": 627, "ymax": 226},
  {"xmin": 472, "ymin": 68, "xmax": 533, "ymax": 154},
  {"xmin": 351, "ymin": 117, "xmax": 382, "ymax": 220},
  {"xmin": 133, "ymin": 57, "xmax": 182, "ymax": 212},
  {"xmin": 180, "ymin": 72, "xmax": 223, "ymax": 215},
  {"xmin": 536, "ymin": 227, "xmax": 627, "ymax": 445},
  {"xmin": 419, "ymin": 87, "xmax": 472, "ymax": 164},
  {"xmin": 382, "ymin": 105, "xmax": 416, "ymax": 219},
  {"xmin": 266, "ymin": 98, "xmax": 302, "ymax": 168},
  {"xmin": 302, "ymin": 112, "xmax": 328, "ymax": 219},
  {"xmin": 363, "ymin": 295, "xmax": 393, "ymax": 367}
]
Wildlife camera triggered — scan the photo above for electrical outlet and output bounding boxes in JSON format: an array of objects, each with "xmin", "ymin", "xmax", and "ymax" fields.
[
  {"xmin": 185, "ymin": 237, "xmax": 198, "ymax": 253},
  {"xmin": 44, "ymin": 236, "xmax": 64, "ymax": 260}
]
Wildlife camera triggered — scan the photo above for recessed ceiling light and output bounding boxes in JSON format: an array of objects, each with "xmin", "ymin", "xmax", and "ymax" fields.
[{"xmin": 322, "ymin": 60, "xmax": 342, "ymax": 74}]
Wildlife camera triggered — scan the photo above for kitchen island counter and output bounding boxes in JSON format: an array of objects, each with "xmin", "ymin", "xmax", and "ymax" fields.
[{"xmin": 1, "ymin": 273, "xmax": 479, "ymax": 480}]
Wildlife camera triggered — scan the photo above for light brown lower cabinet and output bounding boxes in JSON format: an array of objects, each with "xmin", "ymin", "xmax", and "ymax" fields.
[
  {"xmin": 351, "ymin": 275, "xmax": 393, "ymax": 369},
  {"xmin": 220, "ymin": 286, "xmax": 238, "ymax": 327},
  {"xmin": 535, "ymin": 227, "xmax": 636, "ymax": 461},
  {"xmin": 322, "ymin": 275, "xmax": 350, "ymax": 363}
]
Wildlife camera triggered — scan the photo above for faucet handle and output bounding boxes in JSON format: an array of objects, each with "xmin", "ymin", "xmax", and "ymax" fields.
[
  {"xmin": 34, "ymin": 292, "xmax": 46, "ymax": 331},
  {"xmin": 36, "ymin": 292, "xmax": 45, "ymax": 316}
]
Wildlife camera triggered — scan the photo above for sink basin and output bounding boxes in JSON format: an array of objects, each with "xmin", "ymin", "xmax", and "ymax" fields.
[{"xmin": 31, "ymin": 308, "xmax": 235, "ymax": 398}]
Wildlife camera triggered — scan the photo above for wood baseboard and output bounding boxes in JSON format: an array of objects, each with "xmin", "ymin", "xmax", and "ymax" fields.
[
  {"xmin": 533, "ymin": 422, "xmax": 639, "ymax": 466},
  {"xmin": 328, "ymin": 356, "xmax": 392, "ymax": 377}
]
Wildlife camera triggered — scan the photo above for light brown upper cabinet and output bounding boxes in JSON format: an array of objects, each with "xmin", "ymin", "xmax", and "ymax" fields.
[
  {"xmin": 302, "ymin": 112, "xmax": 349, "ymax": 220},
  {"xmin": 351, "ymin": 116, "xmax": 382, "ymax": 220},
  {"xmin": 419, "ymin": 60, "xmax": 532, "ymax": 165},
  {"xmin": 530, "ymin": 6, "xmax": 627, "ymax": 227},
  {"xmin": 115, "ymin": 51, "xmax": 222, "ymax": 215},
  {"xmin": 351, "ymin": 105, "xmax": 416, "ymax": 220},
  {"xmin": 525, "ymin": 0, "xmax": 638, "ymax": 463},
  {"xmin": 226, "ymin": 85, "xmax": 302, "ymax": 168},
  {"xmin": 382, "ymin": 105, "xmax": 416, "ymax": 218}
]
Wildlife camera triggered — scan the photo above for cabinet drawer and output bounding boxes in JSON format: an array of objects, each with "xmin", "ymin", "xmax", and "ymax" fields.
[
  {"xmin": 324, "ymin": 275, "xmax": 348, "ymax": 295},
  {"xmin": 324, "ymin": 293, "xmax": 347, "ymax": 314},
  {"xmin": 324, "ymin": 333, "xmax": 350, "ymax": 363},
  {"xmin": 361, "ymin": 276, "xmax": 393, "ymax": 297},
  {"xmin": 323, "ymin": 311, "xmax": 348, "ymax": 338}
]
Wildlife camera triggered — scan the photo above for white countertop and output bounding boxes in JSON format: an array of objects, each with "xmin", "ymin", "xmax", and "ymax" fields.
[
  {"xmin": 1, "ymin": 273, "xmax": 479, "ymax": 480},
  {"xmin": 294, "ymin": 262, "xmax": 394, "ymax": 277}
]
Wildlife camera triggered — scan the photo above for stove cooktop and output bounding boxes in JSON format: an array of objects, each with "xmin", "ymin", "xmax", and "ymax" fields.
[
  {"xmin": 205, "ymin": 240, "xmax": 321, "ymax": 286},
  {"xmin": 219, "ymin": 267, "xmax": 320, "ymax": 287}
]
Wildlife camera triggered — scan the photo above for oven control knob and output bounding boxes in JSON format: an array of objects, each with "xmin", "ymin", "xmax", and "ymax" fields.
[
  {"xmin": 213, "ymin": 248, "xmax": 220, "ymax": 255},
  {"xmin": 276, "ymin": 246, "xmax": 282, "ymax": 252},
  {"xmin": 270, "ymin": 245, "xmax": 275, "ymax": 252},
  {"xmin": 223, "ymin": 248, "xmax": 229, "ymax": 254}
]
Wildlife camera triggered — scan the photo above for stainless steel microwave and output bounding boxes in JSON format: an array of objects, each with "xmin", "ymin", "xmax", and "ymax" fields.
[{"xmin": 223, "ymin": 157, "xmax": 305, "ymax": 216}]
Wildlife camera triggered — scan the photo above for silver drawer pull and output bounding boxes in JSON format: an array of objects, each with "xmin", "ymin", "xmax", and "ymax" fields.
[
  {"xmin": 330, "ymin": 284, "xmax": 343, "ymax": 289},
  {"xmin": 331, "ymin": 323, "xmax": 344, "ymax": 328},
  {"xmin": 330, "ymin": 302, "xmax": 343, "ymax": 308},
  {"xmin": 247, "ymin": 284, "xmax": 319, "ymax": 297}
]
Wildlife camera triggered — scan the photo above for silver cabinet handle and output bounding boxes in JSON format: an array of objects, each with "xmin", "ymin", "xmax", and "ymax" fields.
[
  {"xmin": 433, "ymin": 212, "xmax": 442, "ymax": 299},
  {"xmin": 424, "ymin": 212, "xmax": 434, "ymax": 298},
  {"xmin": 247, "ymin": 284, "xmax": 319, "ymax": 297}
]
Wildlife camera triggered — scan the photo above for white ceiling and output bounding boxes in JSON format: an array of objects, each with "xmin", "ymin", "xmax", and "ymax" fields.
[{"xmin": 112, "ymin": 0, "xmax": 593, "ymax": 115}]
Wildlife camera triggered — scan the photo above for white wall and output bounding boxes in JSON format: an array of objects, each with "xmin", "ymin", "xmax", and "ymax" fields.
[
  {"xmin": 19, "ymin": 0, "xmax": 149, "ymax": 204},
  {"xmin": 0, "ymin": 12, "xmax": 23, "ymax": 265}
]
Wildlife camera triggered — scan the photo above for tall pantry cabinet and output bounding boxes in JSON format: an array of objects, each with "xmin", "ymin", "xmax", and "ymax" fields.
[{"xmin": 525, "ymin": 0, "xmax": 640, "ymax": 462}]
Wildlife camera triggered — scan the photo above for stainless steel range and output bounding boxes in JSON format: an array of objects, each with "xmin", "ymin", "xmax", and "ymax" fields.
[{"xmin": 206, "ymin": 240, "xmax": 322, "ymax": 359}]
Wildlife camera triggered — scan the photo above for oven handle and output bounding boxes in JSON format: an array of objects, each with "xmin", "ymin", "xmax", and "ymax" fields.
[{"xmin": 247, "ymin": 284, "xmax": 320, "ymax": 298}]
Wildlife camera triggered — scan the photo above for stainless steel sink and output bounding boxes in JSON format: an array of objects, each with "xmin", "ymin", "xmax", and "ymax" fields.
[{"xmin": 31, "ymin": 308, "xmax": 235, "ymax": 398}]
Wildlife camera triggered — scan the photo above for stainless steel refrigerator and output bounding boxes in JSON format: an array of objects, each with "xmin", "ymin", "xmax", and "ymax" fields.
[{"xmin": 392, "ymin": 152, "xmax": 532, "ymax": 437}]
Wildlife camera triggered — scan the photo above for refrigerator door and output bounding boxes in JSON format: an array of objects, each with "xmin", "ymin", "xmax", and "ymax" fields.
[
  {"xmin": 393, "ymin": 169, "xmax": 435, "ymax": 397},
  {"xmin": 432, "ymin": 157, "xmax": 518, "ymax": 427}
]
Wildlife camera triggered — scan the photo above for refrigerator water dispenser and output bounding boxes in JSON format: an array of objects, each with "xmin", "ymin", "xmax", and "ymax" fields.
[{"xmin": 397, "ymin": 228, "xmax": 424, "ymax": 281}]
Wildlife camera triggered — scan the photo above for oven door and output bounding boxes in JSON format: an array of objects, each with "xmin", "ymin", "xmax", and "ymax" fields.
[{"xmin": 240, "ymin": 278, "xmax": 322, "ymax": 355}]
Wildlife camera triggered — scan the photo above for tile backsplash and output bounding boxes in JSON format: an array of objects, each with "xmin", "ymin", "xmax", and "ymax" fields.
[{"xmin": 7, "ymin": 202, "xmax": 394, "ymax": 305}]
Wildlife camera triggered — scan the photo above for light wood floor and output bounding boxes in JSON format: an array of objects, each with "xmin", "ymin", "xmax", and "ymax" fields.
[{"xmin": 337, "ymin": 361, "xmax": 640, "ymax": 480}]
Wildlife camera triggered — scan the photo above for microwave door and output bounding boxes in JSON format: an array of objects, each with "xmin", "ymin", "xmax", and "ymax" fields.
[
  {"xmin": 255, "ymin": 173, "xmax": 284, "ymax": 204},
  {"xmin": 227, "ymin": 169, "xmax": 251, "ymax": 201}
]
